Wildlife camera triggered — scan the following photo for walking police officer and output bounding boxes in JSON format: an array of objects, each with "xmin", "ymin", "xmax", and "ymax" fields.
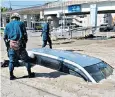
[{"xmin": 41, "ymin": 19, "xmax": 52, "ymax": 49}]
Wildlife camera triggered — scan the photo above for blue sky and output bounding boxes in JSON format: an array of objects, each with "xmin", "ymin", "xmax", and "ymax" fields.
[{"xmin": 1, "ymin": 0, "xmax": 59, "ymax": 9}]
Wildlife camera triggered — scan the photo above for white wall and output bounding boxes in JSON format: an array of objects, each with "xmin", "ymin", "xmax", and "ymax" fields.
[
  {"xmin": 44, "ymin": 1, "xmax": 115, "ymax": 15},
  {"xmin": 82, "ymin": 1, "xmax": 115, "ymax": 12},
  {"xmin": 44, "ymin": 7, "xmax": 68, "ymax": 15},
  {"xmin": 44, "ymin": 1, "xmax": 115, "ymax": 27},
  {"xmin": 112, "ymin": 13, "xmax": 115, "ymax": 24},
  {"xmin": 97, "ymin": 14, "xmax": 104, "ymax": 26},
  {"xmin": 98, "ymin": 1, "xmax": 115, "ymax": 11},
  {"xmin": 84, "ymin": 13, "xmax": 115, "ymax": 27},
  {"xmin": 2, "ymin": 15, "xmax": 6, "ymax": 27}
]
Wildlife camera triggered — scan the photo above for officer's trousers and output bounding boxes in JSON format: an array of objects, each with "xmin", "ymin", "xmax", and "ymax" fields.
[
  {"xmin": 8, "ymin": 48, "xmax": 31, "ymax": 72},
  {"xmin": 42, "ymin": 37, "xmax": 52, "ymax": 49}
]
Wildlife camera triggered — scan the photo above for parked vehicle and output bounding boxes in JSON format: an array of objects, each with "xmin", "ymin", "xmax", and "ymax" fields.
[
  {"xmin": 99, "ymin": 23, "xmax": 113, "ymax": 32},
  {"xmin": 28, "ymin": 48, "xmax": 113, "ymax": 83}
]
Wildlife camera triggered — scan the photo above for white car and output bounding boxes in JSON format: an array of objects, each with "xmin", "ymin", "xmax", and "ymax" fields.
[{"xmin": 28, "ymin": 48, "xmax": 113, "ymax": 83}]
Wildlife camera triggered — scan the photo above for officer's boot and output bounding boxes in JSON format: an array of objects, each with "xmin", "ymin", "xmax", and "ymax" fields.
[
  {"xmin": 10, "ymin": 71, "xmax": 16, "ymax": 80},
  {"xmin": 27, "ymin": 69, "xmax": 35, "ymax": 78}
]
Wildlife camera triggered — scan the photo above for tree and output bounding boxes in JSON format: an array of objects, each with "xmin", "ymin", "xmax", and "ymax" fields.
[{"xmin": 1, "ymin": 7, "xmax": 9, "ymax": 12}]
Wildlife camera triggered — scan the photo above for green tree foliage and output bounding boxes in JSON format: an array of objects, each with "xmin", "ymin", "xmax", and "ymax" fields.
[{"xmin": 1, "ymin": 7, "xmax": 9, "ymax": 12}]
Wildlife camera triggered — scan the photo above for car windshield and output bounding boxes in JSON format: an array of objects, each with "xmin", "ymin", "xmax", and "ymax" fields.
[
  {"xmin": 101, "ymin": 24, "xmax": 109, "ymax": 26},
  {"xmin": 84, "ymin": 61, "xmax": 113, "ymax": 82}
]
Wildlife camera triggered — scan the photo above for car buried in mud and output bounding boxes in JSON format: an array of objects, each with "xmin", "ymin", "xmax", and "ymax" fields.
[{"xmin": 28, "ymin": 48, "xmax": 113, "ymax": 83}]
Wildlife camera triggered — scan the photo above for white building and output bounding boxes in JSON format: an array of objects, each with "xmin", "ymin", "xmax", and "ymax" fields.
[{"xmin": 1, "ymin": 0, "xmax": 115, "ymax": 28}]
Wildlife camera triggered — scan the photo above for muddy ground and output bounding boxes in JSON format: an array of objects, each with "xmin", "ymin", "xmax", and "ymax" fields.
[{"xmin": 1, "ymin": 34, "xmax": 115, "ymax": 97}]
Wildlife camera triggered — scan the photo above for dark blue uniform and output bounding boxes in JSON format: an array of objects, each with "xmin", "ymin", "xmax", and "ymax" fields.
[
  {"xmin": 41, "ymin": 22, "xmax": 52, "ymax": 49},
  {"xmin": 4, "ymin": 20, "xmax": 31, "ymax": 73},
  {"xmin": 4, "ymin": 20, "xmax": 27, "ymax": 41}
]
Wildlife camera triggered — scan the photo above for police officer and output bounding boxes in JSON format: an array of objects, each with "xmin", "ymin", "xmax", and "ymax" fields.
[
  {"xmin": 4, "ymin": 13, "xmax": 35, "ymax": 80},
  {"xmin": 41, "ymin": 19, "xmax": 52, "ymax": 49}
]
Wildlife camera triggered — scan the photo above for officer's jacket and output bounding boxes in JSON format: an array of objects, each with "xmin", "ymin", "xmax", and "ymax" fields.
[
  {"xmin": 41, "ymin": 23, "xmax": 50, "ymax": 41},
  {"xmin": 4, "ymin": 20, "xmax": 27, "ymax": 42}
]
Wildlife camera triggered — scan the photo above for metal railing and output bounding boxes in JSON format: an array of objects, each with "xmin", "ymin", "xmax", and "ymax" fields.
[{"xmin": 50, "ymin": 26, "xmax": 115, "ymax": 39}]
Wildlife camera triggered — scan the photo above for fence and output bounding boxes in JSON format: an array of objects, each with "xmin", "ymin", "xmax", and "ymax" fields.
[
  {"xmin": 50, "ymin": 26, "xmax": 115, "ymax": 40},
  {"xmin": 50, "ymin": 26, "xmax": 98, "ymax": 39}
]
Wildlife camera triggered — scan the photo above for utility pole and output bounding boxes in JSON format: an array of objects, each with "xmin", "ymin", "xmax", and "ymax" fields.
[
  {"xmin": 9, "ymin": 0, "xmax": 12, "ymax": 22},
  {"xmin": 61, "ymin": 0, "xmax": 66, "ymax": 37},
  {"xmin": 9, "ymin": 0, "xmax": 12, "ymax": 10}
]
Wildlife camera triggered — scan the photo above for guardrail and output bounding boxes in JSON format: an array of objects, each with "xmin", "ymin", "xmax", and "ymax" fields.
[
  {"xmin": 50, "ymin": 26, "xmax": 115, "ymax": 39},
  {"xmin": 50, "ymin": 26, "xmax": 100, "ymax": 39}
]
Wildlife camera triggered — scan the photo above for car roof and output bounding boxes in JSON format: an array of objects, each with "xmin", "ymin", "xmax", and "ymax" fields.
[{"xmin": 31, "ymin": 48, "xmax": 102, "ymax": 67}]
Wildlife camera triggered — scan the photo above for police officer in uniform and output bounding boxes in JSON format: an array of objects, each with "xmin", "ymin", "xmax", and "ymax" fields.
[
  {"xmin": 41, "ymin": 19, "xmax": 52, "ymax": 49},
  {"xmin": 4, "ymin": 13, "xmax": 35, "ymax": 80}
]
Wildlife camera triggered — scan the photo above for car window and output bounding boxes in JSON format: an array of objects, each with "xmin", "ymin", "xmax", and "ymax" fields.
[
  {"xmin": 100, "ymin": 24, "xmax": 108, "ymax": 26},
  {"xmin": 97, "ymin": 62, "xmax": 113, "ymax": 78},
  {"xmin": 63, "ymin": 62, "xmax": 89, "ymax": 81},
  {"xmin": 35, "ymin": 54, "xmax": 61, "ymax": 70},
  {"xmin": 84, "ymin": 64, "xmax": 104, "ymax": 82},
  {"xmin": 84, "ymin": 62, "xmax": 113, "ymax": 82}
]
